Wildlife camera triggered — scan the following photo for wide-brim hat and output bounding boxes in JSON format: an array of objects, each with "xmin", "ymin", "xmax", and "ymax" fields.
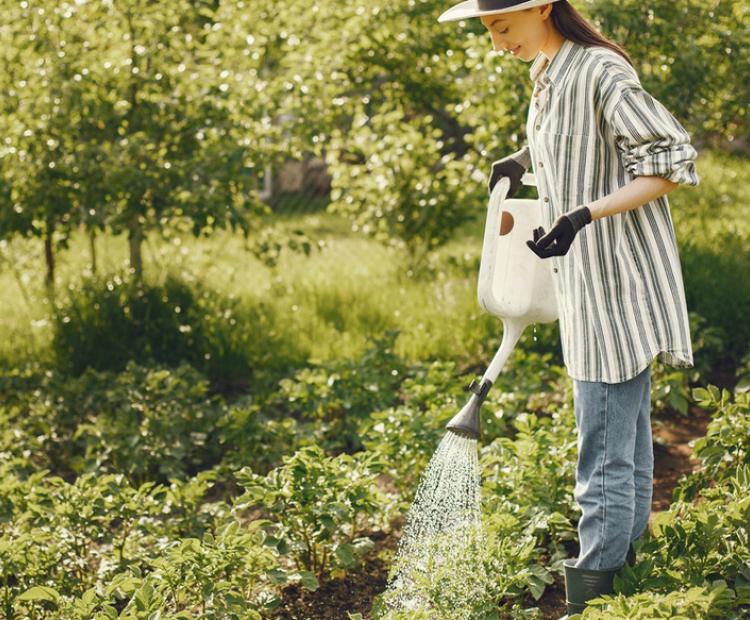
[{"xmin": 437, "ymin": 0, "xmax": 562, "ymax": 23}]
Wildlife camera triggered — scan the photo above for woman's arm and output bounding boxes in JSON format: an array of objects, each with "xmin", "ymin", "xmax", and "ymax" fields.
[
  {"xmin": 588, "ymin": 175, "xmax": 679, "ymax": 222},
  {"xmin": 588, "ymin": 62, "xmax": 700, "ymax": 223}
]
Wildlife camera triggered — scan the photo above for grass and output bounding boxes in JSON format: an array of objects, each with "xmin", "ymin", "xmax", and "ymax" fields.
[{"xmin": 0, "ymin": 148, "xmax": 747, "ymax": 373}]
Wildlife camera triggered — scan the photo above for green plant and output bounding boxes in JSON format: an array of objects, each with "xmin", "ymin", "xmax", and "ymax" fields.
[
  {"xmin": 648, "ymin": 311, "xmax": 728, "ymax": 417},
  {"xmin": 0, "ymin": 361, "xmax": 231, "ymax": 485},
  {"xmin": 50, "ymin": 270, "xmax": 308, "ymax": 390},
  {"xmin": 578, "ymin": 581, "xmax": 739, "ymax": 619},
  {"xmin": 606, "ymin": 466, "xmax": 750, "ymax": 612},
  {"xmin": 263, "ymin": 329, "xmax": 407, "ymax": 453},
  {"xmin": 0, "ymin": 468, "xmax": 284, "ymax": 620},
  {"xmin": 359, "ymin": 360, "xmax": 467, "ymax": 495},
  {"xmin": 235, "ymin": 445, "xmax": 386, "ymax": 582},
  {"xmin": 480, "ymin": 411, "xmax": 579, "ymax": 528},
  {"xmin": 676, "ymin": 385, "xmax": 750, "ymax": 500}
]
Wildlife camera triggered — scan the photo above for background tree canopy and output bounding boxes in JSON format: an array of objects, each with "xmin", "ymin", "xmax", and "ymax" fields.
[{"xmin": 0, "ymin": 0, "xmax": 747, "ymax": 270}]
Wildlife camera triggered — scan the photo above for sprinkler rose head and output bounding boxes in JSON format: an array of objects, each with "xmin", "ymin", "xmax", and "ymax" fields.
[
  {"xmin": 446, "ymin": 379, "xmax": 493, "ymax": 440},
  {"xmin": 446, "ymin": 396, "xmax": 481, "ymax": 439},
  {"xmin": 447, "ymin": 425, "xmax": 479, "ymax": 440}
]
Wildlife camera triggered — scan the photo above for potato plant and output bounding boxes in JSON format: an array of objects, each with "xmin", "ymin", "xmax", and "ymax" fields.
[
  {"xmin": 0, "ymin": 469, "xmax": 288, "ymax": 619},
  {"xmin": 235, "ymin": 445, "xmax": 388, "ymax": 582}
]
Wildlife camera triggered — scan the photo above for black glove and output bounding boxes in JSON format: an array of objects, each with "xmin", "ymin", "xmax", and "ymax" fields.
[
  {"xmin": 488, "ymin": 145, "xmax": 531, "ymax": 198},
  {"xmin": 527, "ymin": 206, "xmax": 592, "ymax": 259}
]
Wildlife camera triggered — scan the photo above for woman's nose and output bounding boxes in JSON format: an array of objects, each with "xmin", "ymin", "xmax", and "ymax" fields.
[{"xmin": 489, "ymin": 32, "xmax": 508, "ymax": 52}]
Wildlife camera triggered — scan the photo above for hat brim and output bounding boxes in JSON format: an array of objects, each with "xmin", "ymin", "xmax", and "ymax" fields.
[{"xmin": 437, "ymin": 0, "xmax": 560, "ymax": 23}]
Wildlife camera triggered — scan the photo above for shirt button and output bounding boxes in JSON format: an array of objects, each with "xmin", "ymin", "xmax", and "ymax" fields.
[
  {"xmin": 553, "ymin": 267, "xmax": 558, "ymax": 273},
  {"xmin": 544, "ymin": 197, "xmax": 549, "ymax": 202},
  {"xmin": 538, "ymin": 161, "xmax": 544, "ymax": 167},
  {"xmin": 535, "ymin": 124, "xmax": 541, "ymax": 130}
]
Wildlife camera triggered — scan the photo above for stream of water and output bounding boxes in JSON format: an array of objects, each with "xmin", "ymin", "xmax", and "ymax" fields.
[{"xmin": 381, "ymin": 429, "xmax": 486, "ymax": 614}]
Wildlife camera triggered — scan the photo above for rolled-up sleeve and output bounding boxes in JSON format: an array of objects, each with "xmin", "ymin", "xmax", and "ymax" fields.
[{"xmin": 605, "ymin": 74, "xmax": 700, "ymax": 186}]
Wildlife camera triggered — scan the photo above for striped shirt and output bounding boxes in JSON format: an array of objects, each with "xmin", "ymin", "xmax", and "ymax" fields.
[{"xmin": 520, "ymin": 38, "xmax": 701, "ymax": 384}]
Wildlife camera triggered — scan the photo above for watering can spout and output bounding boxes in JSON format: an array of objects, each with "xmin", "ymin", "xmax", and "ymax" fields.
[
  {"xmin": 447, "ymin": 318, "xmax": 528, "ymax": 440},
  {"xmin": 446, "ymin": 379, "xmax": 492, "ymax": 439}
]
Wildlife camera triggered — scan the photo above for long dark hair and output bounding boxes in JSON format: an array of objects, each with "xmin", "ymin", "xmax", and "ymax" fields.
[{"xmin": 549, "ymin": 0, "xmax": 634, "ymax": 67}]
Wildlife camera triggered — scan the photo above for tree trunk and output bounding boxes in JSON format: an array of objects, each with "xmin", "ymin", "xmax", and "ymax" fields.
[
  {"xmin": 44, "ymin": 229, "xmax": 55, "ymax": 286},
  {"xmin": 258, "ymin": 163, "xmax": 274, "ymax": 203},
  {"xmin": 128, "ymin": 216, "xmax": 143, "ymax": 280},
  {"xmin": 89, "ymin": 227, "xmax": 97, "ymax": 274}
]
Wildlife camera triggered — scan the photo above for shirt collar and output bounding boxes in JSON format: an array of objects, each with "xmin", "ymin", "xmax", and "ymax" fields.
[{"xmin": 529, "ymin": 38, "xmax": 581, "ymax": 88}]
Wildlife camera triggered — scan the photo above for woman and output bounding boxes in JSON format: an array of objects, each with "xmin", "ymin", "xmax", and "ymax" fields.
[{"xmin": 437, "ymin": 1, "xmax": 700, "ymax": 618}]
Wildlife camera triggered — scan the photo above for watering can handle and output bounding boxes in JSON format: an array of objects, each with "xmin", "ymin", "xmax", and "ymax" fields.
[{"xmin": 489, "ymin": 171, "xmax": 537, "ymax": 206}]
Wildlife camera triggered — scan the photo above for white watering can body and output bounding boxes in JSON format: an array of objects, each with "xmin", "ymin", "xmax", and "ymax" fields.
[
  {"xmin": 446, "ymin": 172, "xmax": 560, "ymax": 439},
  {"xmin": 477, "ymin": 173, "xmax": 558, "ymax": 324}
]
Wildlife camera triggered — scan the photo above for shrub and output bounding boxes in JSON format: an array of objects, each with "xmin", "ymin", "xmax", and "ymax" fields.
[
  {"xmin": 0, "ymin": 469, "xmax": 283, "ymax": 620},
  {"xmin": 480, "ymin": 411, "xmax": 579, "ymax": 531},
  {"xmin": 262, "ymin": 329, "xmax": 407, "ymax": 454},
  {"xmin": 578, "ymin": 582, "xmax": 740, "ymax": 619},
  {"xmin": 50, "ymin": 269, "xmax": 307, "ymax": 390},
  {"xmin": 676, "ymin": 384, "xmax": 750, "ymax": 501}
]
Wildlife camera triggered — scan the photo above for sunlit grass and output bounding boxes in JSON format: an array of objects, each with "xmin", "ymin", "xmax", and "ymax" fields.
[
  {"xmin": 0, "ymin": 149, "xmax": 747, "ymax": 370},
  {"xmin": 0, "ymin": 210, "xmax": 502, "ymax": 368}
]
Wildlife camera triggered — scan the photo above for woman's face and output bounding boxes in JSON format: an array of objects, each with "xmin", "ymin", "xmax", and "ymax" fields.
[{"xmin": 479, "ymin": 4, "xmax": 554, "ymax": 61}]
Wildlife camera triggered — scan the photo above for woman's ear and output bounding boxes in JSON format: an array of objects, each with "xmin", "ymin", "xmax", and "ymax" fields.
[{"xmin": 539, "ymin": 3, "xmax": 554, "ymax": 20}]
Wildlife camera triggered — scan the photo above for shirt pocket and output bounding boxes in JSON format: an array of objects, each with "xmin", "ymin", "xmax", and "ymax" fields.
[
  {"xmin": 573, "ymin": 217, "xmax": 625, "ymax": 289},
  {"xmin": 535, "ymin": 130, "xmax": 596, "ymax": 209}
]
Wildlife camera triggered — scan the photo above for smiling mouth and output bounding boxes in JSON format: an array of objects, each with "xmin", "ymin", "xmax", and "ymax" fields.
[{"xmin": 511, "ymin": 45, "xmax": 521, "ymax": 55}]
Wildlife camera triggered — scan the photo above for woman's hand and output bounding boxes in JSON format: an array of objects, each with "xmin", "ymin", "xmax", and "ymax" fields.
[{"xmin": 527, "ymin": 205, "xmax": 592, "ymax": 258}]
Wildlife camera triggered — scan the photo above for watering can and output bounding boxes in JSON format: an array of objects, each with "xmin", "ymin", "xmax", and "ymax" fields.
[{"xmin": 446, "ymin": 172, "xmax": 559, "ymax": 438}]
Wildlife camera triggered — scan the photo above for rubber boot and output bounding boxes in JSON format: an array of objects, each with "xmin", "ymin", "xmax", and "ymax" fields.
[{"xmin": 556, "ymin": 546, "xmax": 632, "ymax": 620}]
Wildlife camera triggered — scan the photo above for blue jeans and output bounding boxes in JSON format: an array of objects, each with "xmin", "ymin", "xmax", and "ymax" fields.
[{"xmin": 572, "ymin": 364, "xmax": 653, "ymax": 570}]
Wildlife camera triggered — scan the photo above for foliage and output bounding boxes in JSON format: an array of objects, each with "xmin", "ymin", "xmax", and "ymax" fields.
[
  {"xmin": 480, "ymin": 411, "xmax": 579, "ymax": 537},
  {"xmin": 218, "ymin": 400, "xmax": 301, "ymax": 477},
  {"xmin": 357, "ymin": 357, "xmax": 493, "ymax": 496},
  {"xmin": 0, "ymin": 468, "xmax": 284, "ymax": 620},
  {"xmin": 260, "ymin": 329, "xmax": 407, "ymax": 454},
  {"xmin": 579, "ymin": 384, "xmax": 750, "ymax": 619},
  {"xmin": 0, "ymin": 0, "xmax": 269, "ymax": 279},
  {"xmin": 2, "ymin": 351, "xmax": 749, "ymax": 618},
  {"xmin": 672, "ymin": 150, "xmax": 750, "ymax": 366},
  {"xmin": 582, "ymin": 467, "xmax": 750, "ymax": 618},
  {"xmin": 372, "ymin": 511, "xmax": 558, "ymax": 619},
  {"xmin": 248, "ymin": 226, "xmax": 317, "ymax": 268},
  {"xmin": 646, "ymin": 312, "xmax": 726, "ymax": 417},
  {"xmin": 0, "ymin": 0, "xmax": 748, "ymax": 286},
  {"xmin": 0, "ymin": 1, "xmax": 747, "ymax": 617},
  {"xmin": 587, "ymin": 0, "xmax": 748, "ymax": 142},
  {"xmin": 326, "ymin": 103, "xmax": 477, "ymax": 259},
  {"xmin": 736, "ymin": 349, "xmax": 750, "ymax": 394},
  {"xmin": 577, "ymin": 582, "xmax": 741, "ymax": 619},
  {"xmin": 361, "ymin": 349, "xmax": 564, "ymax": 498},
  {"xmin": 50, "ymin": 270, "xmax": 308, "ymax": 389},
  {"xmin": 235, "ymin": 445, "xmax": 387, "ymax": 582},
  {"xmin": 0, "ymin": 360, "xmax": 227, "ymax": 485},
  {"xmin": 372, "ymin": 396, "xmax": 579, "ymax": 619},
  {"xmin": 675, "ymin": 385, "xmax": 750, "ymax": 501}
]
